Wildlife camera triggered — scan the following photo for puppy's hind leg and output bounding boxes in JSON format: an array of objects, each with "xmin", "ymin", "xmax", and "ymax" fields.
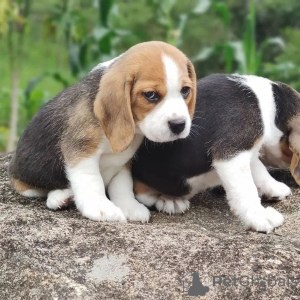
[
  {"xmin": 213, "ymin": 151, "xmax": 284, "ymax": 233},
  {"xmin": 134, "ymin": 180, "xmax": 190, "ymax": 214},
  {"xmin": 134, "ymin": 180, "xmax": 160, "ymax": 207},
  {"xmin": 12, "ymin": 179, "xmax": 48, "ymax": 197},
  {"xmin": 156, "ymin": 195, "xmax": 190, "ymax": 214}
]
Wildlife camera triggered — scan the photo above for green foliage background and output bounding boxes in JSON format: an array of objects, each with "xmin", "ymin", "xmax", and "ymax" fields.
[{"xmin": 1, "ymin": 0, "xmax": 300, "ymax": 151}]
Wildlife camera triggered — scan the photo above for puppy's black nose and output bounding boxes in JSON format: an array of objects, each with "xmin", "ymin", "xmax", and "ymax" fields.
[{"xmin": 168, "ymin": 119, "xmax": 186, "ymax": 135}]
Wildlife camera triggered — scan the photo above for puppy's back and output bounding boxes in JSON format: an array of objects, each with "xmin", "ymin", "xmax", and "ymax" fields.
[{"xmin": 9, "ymin": 69, "xmax": 104, "ymax": 190}]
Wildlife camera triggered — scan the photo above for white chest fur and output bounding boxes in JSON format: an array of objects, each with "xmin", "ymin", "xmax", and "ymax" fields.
[{"xmin": 99, "ymin": 134, "xmax": 144, "ymax": 186}]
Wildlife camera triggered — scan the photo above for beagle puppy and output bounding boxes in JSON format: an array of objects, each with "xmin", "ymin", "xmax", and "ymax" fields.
[
  {"xmin": 132, "ymin": 74, "xmax": 300, "ymax": 232},
  {"xmin": 9, "ymin": 41, "xmax": 197, "ymax": 222}
]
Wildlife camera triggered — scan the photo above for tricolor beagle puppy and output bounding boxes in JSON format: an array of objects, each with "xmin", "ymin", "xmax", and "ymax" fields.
[
  {"xmin": 132, "ymin": 74, "xmax": 300, "ymax": 232},
  {"xmin": 9, "ymin": 41, "xmax": 197, "ymax": 222}
]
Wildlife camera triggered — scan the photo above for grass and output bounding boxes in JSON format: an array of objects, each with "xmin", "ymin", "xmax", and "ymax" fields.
[
  {"xmin": 0, "ymin": 35, "xmax": 76, "ymax": 151},
  {"xmin": 0, "ymin": 38, "xmax": 75, "ymax": 97}
]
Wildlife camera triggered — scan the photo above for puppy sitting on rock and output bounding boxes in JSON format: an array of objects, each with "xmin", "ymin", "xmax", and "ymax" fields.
[{"xmin": 9, "ymin": 41, "xmax": 197, "ymax": 222}]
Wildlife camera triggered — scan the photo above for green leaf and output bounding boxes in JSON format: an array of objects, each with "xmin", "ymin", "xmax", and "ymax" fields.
[
  {"xmin": 98, "ymin": 0, "xmax": 114, "ymax": 27},
  {"xmin": 262, "ymin": 37, "xmax": 285, "ymax": 50},
  {"xmin": 212, "ymin": 2, "xmax": 230, "ymax": 29},
  {"xmin": 0, "ymin": 126, "xmax": 9, "ymax": 152},
  {"xmin": 193, "ymin": 0, "xmax": 211, "ymax": 14},
  {"xmin": 98, "ymin": 30, "xmax": 114, "ymax": 54},
  {"xmin": 160, "ymin": 0, "xmax": 176, "ymax": 14},
  {"xmin": 113, "ymin": 28, "xmax": 131, "ymax": 36},
  {"xmin": 174, "ymin": 14, "xmax": 188, "ymax": 47},
  {"xmin": 68, "ymin": 44, "xmax": 82, "ymax": 76},
  {"xmin": 229, "ymin": 41, "xmax": 246, "ymax": 73},
  {"xmin": 191, "ymin": 47, "xmax": 214, "ymax": 62},
  {"xmin": 224, "ymin": 44, "xmax": 234, "ymax": 73},
  {"xmin": 242, "ymin": 0, "xmax": 257, "ymax": 74},
  {"xmin": 24, "ymin": 75, "xmax": 45, "ymax": 106},
  {"xmin": 51, "ymin": 72, "xmax": 69, "ymax": 88},
  {"xmin": 93, "ymin": 26, "xmax": 110, "ymax": 41}
]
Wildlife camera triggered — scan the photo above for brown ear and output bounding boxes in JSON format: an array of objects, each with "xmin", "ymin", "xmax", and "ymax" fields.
[
  {"xmin": 290, "ymin": 143, "xmax": 300, "ymax": 185},
  {"xmin": 289, "ymin": 118, "xmax": 300, "ymax": 185},
  {"xmin": 94, "ymin": 70, "xmax": 135, "ymax": 153},
  {"xmin": 290, "ymin": 150, "xmax": 300, "ymax": 185},
  {"xmin": 187, "ymin": 59, "xmax": 197, "ymax": 117}
]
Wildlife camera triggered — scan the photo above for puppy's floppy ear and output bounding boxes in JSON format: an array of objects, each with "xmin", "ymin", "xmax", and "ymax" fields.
[
  {"xmin": 289, "ymin": 129, "xmax": 300, "ymax": 185},
  {"xmin": 290, "ymin": 151, "xmax": 300, "ymax": 185},
  {"xmin": 187, "ymin": 59, "xmax": 197, "ymax": 117},
  {"xmin": 94, "ymin": 70, "xmax": 135, "ymax": 153}
]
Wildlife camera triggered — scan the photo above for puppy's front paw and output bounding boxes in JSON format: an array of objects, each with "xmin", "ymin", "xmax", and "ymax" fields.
[
  {"xmin": 260, "ymin": 181, "xmax": 291, "ymax": 200},
  {"xmin": 120, "ymin": 200, "xmax": 150, "ymax": 223},
  {"xmin": 156, "ymin": 196, "xmax": 190, "ymax": 214},
  {"xmin": 81, "ymin": 199, "xmax": 127, "ymax": 223},
  {"xmin": 241, "ymin": 206, "xmax": 284, "ymax": 233}
]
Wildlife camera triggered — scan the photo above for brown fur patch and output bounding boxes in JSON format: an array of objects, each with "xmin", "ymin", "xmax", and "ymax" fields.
[
  {"xmin": 61, "ymin": 99, "xmax": 103, "ymax": 167},
  {"xmin": 133, "ymin": 180, "xmax": 154, "ymax": 195},
  {"xmin": 290, "ymin": 152, "xmax": 300, "ymax": 185},
  {"xmin": 186, "ymin": 60, "xmax": 197, "ymax": 117},
  {"xmin": 288, "ymin": 115, "xmax": 300, "ymax": 184},
  {"xmin": 288, "ymin": 114, "xmax": 300, "ymax": 151},
  {"xmin": 12, "ymin": 178, "xmax": 47, "ymax": 194},
  {"xmin": 94, "ymin": 66, "xmax": 135, "ymax": 153}
]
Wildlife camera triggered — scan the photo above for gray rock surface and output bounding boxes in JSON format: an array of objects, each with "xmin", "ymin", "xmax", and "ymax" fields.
[{"xmin": 0, "ymin": 153, "xmax": 300, "ymax": 300}]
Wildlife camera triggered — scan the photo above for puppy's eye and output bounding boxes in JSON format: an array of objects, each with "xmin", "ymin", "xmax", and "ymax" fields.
[
  {"xmin": 143, "ymin": 91, "xmax": 160, "ymax": 103},
  {"xmin": 181, "ymin": 86, "xmax": 190, "ymax": 99}
]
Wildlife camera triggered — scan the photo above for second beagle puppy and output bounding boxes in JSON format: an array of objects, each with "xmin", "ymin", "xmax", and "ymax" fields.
[
  {"xmin": 132, "ymin": 74, "xmax": 300, "ymax": 232},
  {"xmin": 9, "ymin": 41, "xmax": 196, "ymax": 222}
]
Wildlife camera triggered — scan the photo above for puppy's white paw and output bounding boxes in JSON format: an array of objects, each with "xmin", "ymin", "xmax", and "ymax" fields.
[
  {"xmin": 175, "ymin": 199, "xmax": 190, "ymax": 213},
  {"xmin": 119, "ymin": 200, "xmax": 150, "ymax": 223},
  {"xmin": 260, "ymin": 181, "xmax": 291, "ymax": 200},
  {"xmin": 156, "ymin": 196, "xmax": 190, "ymax": 214},
  {"xmin": 241, "ymin": 206, "xmax": 284, "ymax": 233},
  {"xmin": 157, "ymin": 199, "xmax": 175, "ymax": 214},
  {"xmin": 265, "ymin": 207, "xmax": 284, "ymax": 228},
  {"xmin": 22, "ymin": 189, "xmax": 47, "ymax": 198},
  {"xmin": 47, "ymin": 189, "xmax": 73, "ymax": 210},
  {"xmin": 80, "ymin": 199, "xmax": 127, "ymax": 223}
]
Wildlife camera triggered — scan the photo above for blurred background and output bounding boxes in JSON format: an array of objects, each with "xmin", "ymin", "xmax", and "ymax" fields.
[{"xmin": 1, "ymin": 0, "xmax": 300, "ymax": 152}]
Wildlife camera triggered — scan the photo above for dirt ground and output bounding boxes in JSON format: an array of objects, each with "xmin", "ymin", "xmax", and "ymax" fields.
[{"xmin": 1, "ymin": 153, "xmax": 300, "ymax": 300}]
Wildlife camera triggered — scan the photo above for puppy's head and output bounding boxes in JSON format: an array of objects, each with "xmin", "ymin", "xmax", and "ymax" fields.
[
  {"xmin": 94, "ymin": 41, "xmax": 196, "ymax": 153},
  {"xmin": 261, "ymin": 82, "xmax": 300, "ymax": 184},
  {"xmin": 262, "ymin": 127, "xmax": 300, "ymax": 185},
  {"xmin": 282, "ymin": 83, "xmax": 300, "ymax": 185}
]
